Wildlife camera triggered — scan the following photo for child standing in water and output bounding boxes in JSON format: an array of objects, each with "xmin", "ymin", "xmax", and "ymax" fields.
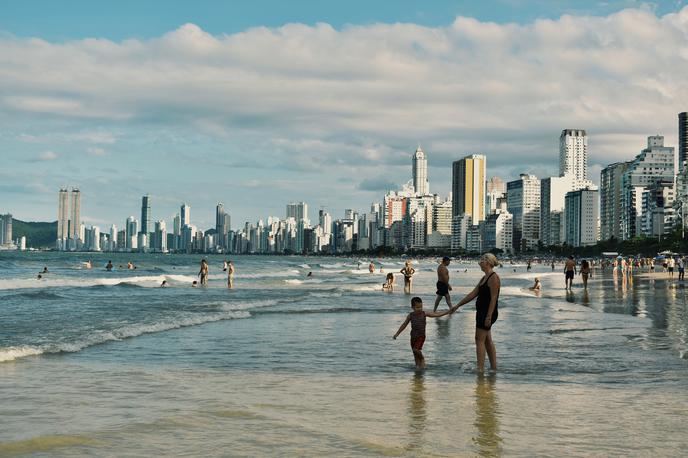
[{"xmin": 393, "ymin": 297, "xmax": 451, "ymax": 369}]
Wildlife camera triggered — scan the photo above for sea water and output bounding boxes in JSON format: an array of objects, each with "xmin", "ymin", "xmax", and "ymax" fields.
[{"xmin": 1, "ymin": 252, "xmax": 686, "ymax": 456}]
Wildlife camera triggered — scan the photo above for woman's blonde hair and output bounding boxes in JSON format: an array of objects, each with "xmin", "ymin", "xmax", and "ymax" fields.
[{"xmin": 481, "ymin": 253, "xmax": 499, "ymax": 267}]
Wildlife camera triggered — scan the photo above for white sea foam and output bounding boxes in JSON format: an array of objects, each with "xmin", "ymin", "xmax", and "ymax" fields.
[
  {"xmin": 216, "ymin": 299, "xmax": 279, "ymax": 311},
  {"xmin": 0, "ymin": 346, "xmax": 44, "ymax": 362},
  {"xmin": 0, "ymin": 275, "xmax": 169, "ymax": 291},
  {"xmin": 0, "ymin": 311, "xmax": 250, "ymax": 363}
]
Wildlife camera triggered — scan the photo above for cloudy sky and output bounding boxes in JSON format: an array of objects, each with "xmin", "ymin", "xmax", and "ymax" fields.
[{"xmin": 1, "ymin": 0, "xmax": 688, "ymax": 230}]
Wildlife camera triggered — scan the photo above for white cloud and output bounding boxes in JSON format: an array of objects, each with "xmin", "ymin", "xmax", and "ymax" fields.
[
  {"xmin": 38, "ymin": 151, "xmax": 58, "ymax": 161},
  {"xmin": 2, "ymin": 7, "xmax": 688, "ymax": 223},
  {"xmin": 86, "ymin": 147, "xmax": 106, "ymax": 156}
]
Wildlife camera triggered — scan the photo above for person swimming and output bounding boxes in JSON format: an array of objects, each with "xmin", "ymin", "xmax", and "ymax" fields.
[
  {"xmin": 161, "ymin": 280, "xmax": 167, "ymax": 287},
  {"xmin": 106, "ymin": 260, "xmax": 113, "ymax": 271}
]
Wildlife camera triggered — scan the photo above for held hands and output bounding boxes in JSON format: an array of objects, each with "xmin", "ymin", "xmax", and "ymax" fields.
[{"xmin": 484, "ymin": 317, "xmax": 491, "ymax": 328}]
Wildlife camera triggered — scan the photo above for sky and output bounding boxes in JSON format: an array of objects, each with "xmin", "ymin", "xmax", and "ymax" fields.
[{"xmin": 1, "ymin": 0, "xmax": 688, "ymax": 230}]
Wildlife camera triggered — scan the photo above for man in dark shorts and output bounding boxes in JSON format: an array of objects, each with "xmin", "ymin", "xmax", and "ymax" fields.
[
  {"xmin": 433, "ymin": 256, "xmax": 452, "ymax": 311},
  {"xmin": 564, "ymin": 255, "xmax": 576, "ymax": 290}
]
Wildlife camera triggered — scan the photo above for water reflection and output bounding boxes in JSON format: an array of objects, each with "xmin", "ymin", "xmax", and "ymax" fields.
[
  {"xmin": 473, "ymin": 374, "xmax": 502, "ymax": 456},
  {"xmin": 565, "ymin": 290, "xmax": 575, "ymax": 303},
  {"xmin": 406, "ymin": 372, "xmax": 426, "ymax": 453},
  {"xmin": 435, "ymin": 315, "xmax": 451, "ymax": 340}
]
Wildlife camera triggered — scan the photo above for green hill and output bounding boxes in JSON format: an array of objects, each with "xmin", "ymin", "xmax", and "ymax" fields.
[{"xmin": 12, "ymin": 220, "xmax": 57, "ymax": 248}]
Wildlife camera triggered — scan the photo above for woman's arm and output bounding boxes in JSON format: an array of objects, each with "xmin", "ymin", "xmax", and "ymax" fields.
[{"xmin": 451, "ymin": 284, "xmax": 480, "ymax": 311}]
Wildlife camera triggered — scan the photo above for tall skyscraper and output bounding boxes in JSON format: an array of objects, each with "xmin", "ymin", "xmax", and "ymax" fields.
[
  {"xmin": 506, "ymin": 174, "xmax": 541, "ymax": 251},
  {"xmin": 286, "ymin": 202, "xmax": 308, "ymax": 223},
  {"xmin": 69, "ymin": 189, "xmax": 81, "ymax": 240},
  {"xmin": 181, "ymin": 203, "xmax": 191, "ymax": 228},
  {"xmin": 0, "ymin": 214, "xmax": 12, "ymax": 246},
  {"xmin": 559, "ymin": 129, "xmax": 588, "ymax": 181},
  {"xmin": 412, "ymin": 146, "xmax": 429, "ymax": 195},
  {"xmin": 140, "ymin": 195, "xmax": 151, "ymax": 235},
  {"xmin": 216, "ymin": 203, "xmax": 229, "ymax": 248},
  {"xmin": 126, "ymin": 216, "xmax": 139, "ymax": 250},
  {"xmin": 600, "ymin": 162, "xmax": 630, "ymax": 241},
  {"xmin": 679, "ymin": 112, "xmax": 688, "ymax": 170},
  {"xmin": 452, "ymin": 154, "xmax": 486, "ymax": 224},
  {"xmin": 57, "ymin": 189, "xmax": 69, "ymax": 245}
]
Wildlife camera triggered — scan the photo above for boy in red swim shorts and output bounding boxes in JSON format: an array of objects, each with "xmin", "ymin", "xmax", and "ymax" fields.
[{"xmin": 393, "ymin": 297, "xmax": 451, "ymax": 369}]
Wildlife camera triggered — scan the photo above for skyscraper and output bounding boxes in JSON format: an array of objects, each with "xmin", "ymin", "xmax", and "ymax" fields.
[
  {"xmin": 565, "ymin": 188, "xmax": 599, "ymax": 247},
  {"xmin": 0, "ymin": 214, "xmax": 12, "ymax": 247},
  {"xmin": 452, "ymin": 154, "xmax": 486, "ymax": 224},
  {"xmin": 600, "ymin": 162, "xmax": 630, "ymax": 241},
  {"xmin": 507, "ymin": 174, "xmax": 541, "ymax": 251},
  {"xmin": 412, "ymin": 146, "xmax": 429, "ymax": 195},
  {"xmin": 620, "ymin": 136, "xmax": 675, "ymax": 239},
  {"xmin": 216, "ymin": 203, "xmax": 229, "ymax": 248},
  {"xmin": 286, "ymin": 202, "xmax": 308, "ymax": 223},
  {"xmin": 57, "ymin": 189, "xmax": 69, "ymax": 246},
  {"xmin": 140, "ymin": 195, "xmax": 151, "ymax": 235},
  {"xmin": 69, "ymin": 189, "xmax": 81, "ymax": 240},
  {"xmin": 559, "ymin": 129, "xmax": 588, "ymax": 181},
  {"xmin": 679, "ymin": 112, "xmax": 688, "ymax": 170},
  {"xmin": 181, "ymin": 203, "xmax": 191, "ymax": 228}
]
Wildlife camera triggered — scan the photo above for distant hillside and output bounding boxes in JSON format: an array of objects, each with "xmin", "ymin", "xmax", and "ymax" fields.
[{"xmin": 12, "ymin": 220, "xmax": 57, "ymax": 248}]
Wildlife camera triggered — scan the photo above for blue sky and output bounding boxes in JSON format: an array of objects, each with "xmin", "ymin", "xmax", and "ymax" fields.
[{"xmin": 1, "ymin": 1, "xmax": 688, "ymax": 230}]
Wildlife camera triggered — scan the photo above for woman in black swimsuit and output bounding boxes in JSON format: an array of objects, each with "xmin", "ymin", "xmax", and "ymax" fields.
[{"xmin": 451, "ymin": 253, "xmax": 500, "ymax": 372}]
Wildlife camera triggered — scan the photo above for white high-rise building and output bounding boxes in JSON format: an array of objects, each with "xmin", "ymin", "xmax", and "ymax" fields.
[
  {"xmin": 621, "ymin": 136, "xmax": 675, "ymax": 240},
  {"xmin": 126, "ymin": 216, "xmax": 138, "ymax": 250},
  {"xmin": 89, "ymin": 226, "xmax": 101, "ymax": 251},
  {"xmin": 560, "ymin": 129, "xmax": 588, "ymax": 181},
  {"xmin": 412, "ymin": 146, "xmax": 429, "ymax": 195},
  {"xmin": 180, "ymin": 203, "xmax": 191, "ymax": 228},
  {"xmin": 286, "ymin": 202, "xmax": 308, "ymax": 223},
  {"xmin": 109, "ymin": 225, "xmax": 118, "ymax": 251},
  {"xmin": 481, "ymin": 204, "xmax": 513, "ymax": 255},
  {"xmin": 70, "ymin": 189, "xmax": 81, "ymax": 241},
  {"xmin": 565, "ymin": 188, "xmax": 599, "ymax": 247},
  {"xmin": 57, "ymin": 188, "xmax": 69, "ymax": 248},
  {"xmin": 507, "ymin": 174, "xmax": 541, "ymax": 251},
  {"xmin": 154, "ymin": 220, "xmax": 168, "ymax": 252}
]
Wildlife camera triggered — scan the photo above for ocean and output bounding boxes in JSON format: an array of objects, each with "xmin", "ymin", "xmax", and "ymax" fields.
[{"xmin": 1, "ymin": 252, "xmax": 686, "ymax": 456}]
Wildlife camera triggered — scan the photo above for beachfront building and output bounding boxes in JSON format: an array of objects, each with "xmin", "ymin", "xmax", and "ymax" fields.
[
  {"xmin": 620, "ymin": 136, "xmax": 675, "ymax": 240},
  {"xmin": 565, "ymin": 188, "xmax": 599, "ymax": 247},
  {"xmin": 452, "ymin": 155, "xmax": 486, "ymax": 226},
  {"xmin": 481, "ymin": 204, "xmax": 513, "ymax": 255},
  {"xmin": 485, "ymin": 176, "xmax": 506, "ymax": 216},
  {"xmin": 641, "ymin": 180, "xmax": 676, "ymax": 238},
  {"xmin": 451, "ymin": 213, "xmax": 472, "ymax": 252},
  {"xmin": 215, "ymin": 203, "xmax": 230, "ymax": 250},
  {"xmin": 600, "ymin": 161, "xmax": 631, "ymax": 241},
  {"xmin": 180, "ymin": 203, "xmax": 191, "ymax": 228},
  {"xmin": 560, "ymin": 129, "xmax": 588, "ymax": 182},
  {"xmin": 153, "ymin": 220, "xmax": 168, "ymax": 253},
  {"xmin": 286, "ymin": 202, "xmax": 308, "ymax": 223},
  {"xmin": 412, "ymin": 146, "xmax": 429, "ymax": 195},
  {"xmin": 507, "ymin": 174, "xmax": 541, "ymax": 251},
  {"xmin": 427, "ymin": 198, "xmax": 452, "ymax": 249},
  {"xmin": 140, "ymin": 194, "xmax": 151, "ymax": 240},
  {"xmin": 125, "ymin": 216, "xmax": 138, "ymax": 251},
  {"xmin": 56, "ymin": 188, "xmax": 82, "ymax": 251},
  {"xmin": 0, "ymin": 213, "xmax": 12, "ymax": 247},
  {"xmin": 679, "ymin": 112, "xmax": 688, "ymax": 170}
]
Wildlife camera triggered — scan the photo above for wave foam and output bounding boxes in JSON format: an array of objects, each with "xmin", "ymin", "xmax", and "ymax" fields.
[{"xmin": 0, "ymin": 311, "xmax": 250, "ymax": 363}]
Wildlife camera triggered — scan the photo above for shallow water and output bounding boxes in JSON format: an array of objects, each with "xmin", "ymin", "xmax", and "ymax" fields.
[{"xmin": 1, "ymin": 253, "xmax": 686, "ymax": 456}]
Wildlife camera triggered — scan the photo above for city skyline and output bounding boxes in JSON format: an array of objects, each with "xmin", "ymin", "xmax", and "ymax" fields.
[{"xmin": 2, "ymin": 4, "xmax": 688, "ymax": 227}]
